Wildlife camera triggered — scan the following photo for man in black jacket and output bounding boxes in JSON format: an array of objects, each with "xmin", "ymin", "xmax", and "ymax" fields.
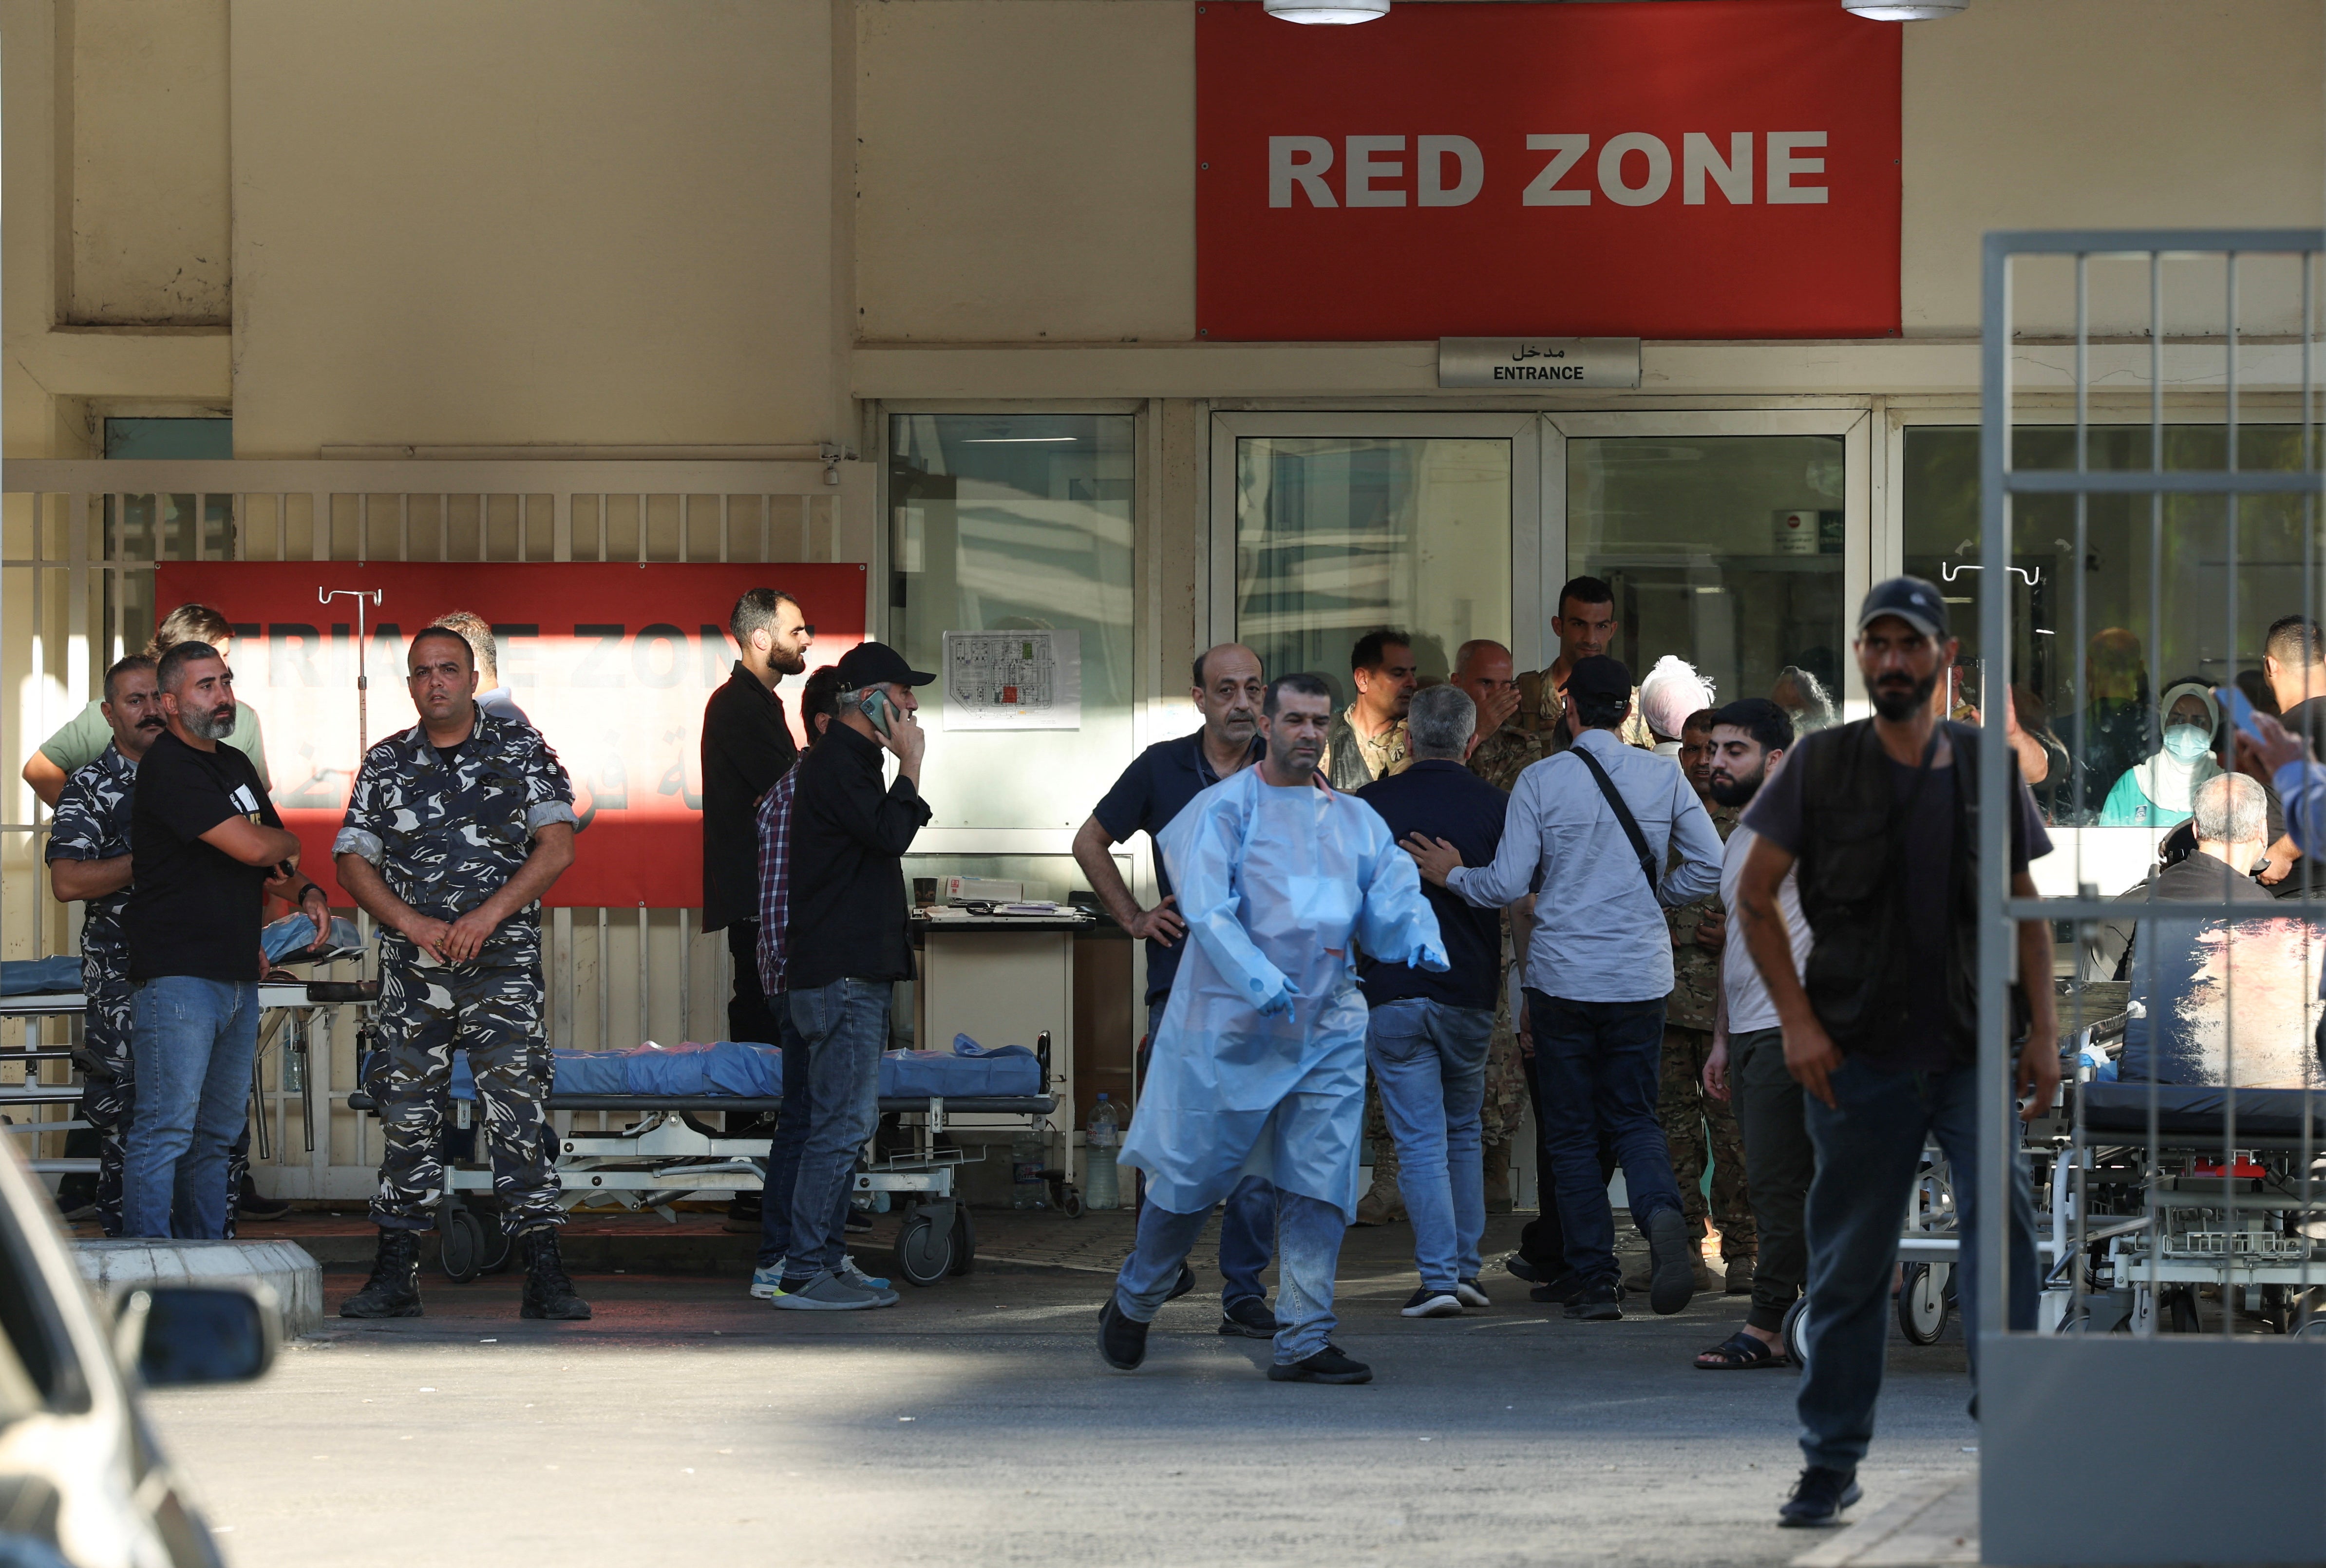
[
  {"xmin": 701, "ymin": 589, "xmax": 813, "ymax": 1044},
  {"xmin": 773, "ymin": 641, "xmax": 934, "ymax": 1311}
]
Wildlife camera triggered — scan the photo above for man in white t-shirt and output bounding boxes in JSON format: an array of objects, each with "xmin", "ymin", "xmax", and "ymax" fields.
[{"xmin": 1691, "ymin": 698, "xmax": 1812, "ymax": 1371}]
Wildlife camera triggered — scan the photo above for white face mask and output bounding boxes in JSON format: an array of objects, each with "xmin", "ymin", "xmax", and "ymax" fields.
[{"xmin": 2162, "ymin": 723, "xmax": 2212, "ymax": 762}]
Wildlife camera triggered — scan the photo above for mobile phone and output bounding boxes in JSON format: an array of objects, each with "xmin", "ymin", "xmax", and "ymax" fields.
[
  {"xmin": 858, "ymin": 689, "xmax": 895, "ymax": 738},
  {"xmin": 2215, "ymin": 684, "xmax": 2269, "ymax": 744}
]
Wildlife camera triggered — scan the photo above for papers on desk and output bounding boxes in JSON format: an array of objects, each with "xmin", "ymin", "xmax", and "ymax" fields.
[{"xmin": 918, "ymin": 902, "xmax": 1087, "ymax": 921}]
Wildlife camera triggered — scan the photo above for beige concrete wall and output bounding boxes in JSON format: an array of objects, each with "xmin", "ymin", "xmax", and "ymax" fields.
[
  {"xmin": 1902, "ymin": 0, "xmax": 2324, "ymax": 337},
  {"xmin": 227, "ymin": 0, "xmax": 840, "ymax": 456},
  {"xmin": 70, "ymin": 0, "xmax": 231, "ymax": 324},
  {"xmin": 855, "ymin": 0, "xmax": 1193, "ymax": 344}
]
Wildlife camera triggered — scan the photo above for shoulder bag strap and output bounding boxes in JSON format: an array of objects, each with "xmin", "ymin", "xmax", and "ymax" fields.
[{"xmin": 1568, "ymin": 742, "xmax": 1661, "ymax": 899}]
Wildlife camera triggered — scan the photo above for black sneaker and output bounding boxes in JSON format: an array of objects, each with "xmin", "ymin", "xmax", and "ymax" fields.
[
  {"xmin": 1399, "ymin": 1285, "xmax": 1462, "ymax": 1319},
  {"xmin": 1267, "ymin": 1343, "xmax": 1372, "ymax": 1384},
  {"xmin": 1563, "ymin": 1282, "xmax": 1623, "ymax": 1321},
  {"xmin": 1098, "ymin": 1297, "xmax": 1149, "ymax": 1371},
  {"xmin": 1218, "ymin": 1295, "xmax": 1282, "ymax": 1338},
  {"xmin": 1502, "ymin": 1252, "xmax": 1546, "ymax": 1285},
  {"xmin": 1646, "ymin": 1207, "xmax": 1697, "ymax": 1316},
  {"xmin": 1168, "ymin": 1264, "xmax": 1197, "ymax": 1302},
  {"xmin": 237, "ymin": 1186, "xmax": 294, "ymax": 1222},
  {"xmin": 1778, "ymin": 1466, "xmax": 1862, "ymax": 1528},
  {"xmin": 1530, "ymin": 1270, "xmax": 1619, "ymax": 1305}
]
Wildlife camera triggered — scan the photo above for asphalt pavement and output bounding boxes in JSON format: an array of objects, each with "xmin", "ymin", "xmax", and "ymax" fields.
[{"xmin": 143, "ymin": 1216, "xmax": 1981, "ymax": 1568}]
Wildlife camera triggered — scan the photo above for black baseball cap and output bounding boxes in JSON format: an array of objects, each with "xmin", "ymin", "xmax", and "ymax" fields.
[
  {"xmin": 833, "ymin": 641, "xmax": 935, "ymax": 689},
  {"xmin": 1565, "ymin": 654, "xmax": 1633, "ymax": 704},
  {"xmin": 1857, "ymin": 576, "xmax": 1949, "ymax": 641}
]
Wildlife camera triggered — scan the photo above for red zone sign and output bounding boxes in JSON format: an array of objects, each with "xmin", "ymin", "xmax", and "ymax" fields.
[{"xmin": 1195, "ymin": 0, "xmax": 1902, "ymax": 341}]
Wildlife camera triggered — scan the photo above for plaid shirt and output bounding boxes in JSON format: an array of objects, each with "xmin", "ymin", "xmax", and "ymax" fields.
[{"xmin": 754, "ymin": 768, "xmax": 802, "ymax": 996}]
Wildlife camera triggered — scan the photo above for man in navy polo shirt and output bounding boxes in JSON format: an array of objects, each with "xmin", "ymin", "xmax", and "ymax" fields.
[
  {"xmin": 1355, "ymin": 683, "xmax": 1511, "ymax": 1318},
  {"xmin": 1072, "ymin": 642, "xmax": 1280, "ymax": 1339}
]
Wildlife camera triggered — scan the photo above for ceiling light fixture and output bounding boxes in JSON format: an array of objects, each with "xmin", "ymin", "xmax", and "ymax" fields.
[
  {"xmin": 1263, "ymin": 0, "xmax": 1390, "ymax": 24},
  {"xmin": 1841, "ymin": 0, "xmax": 1968, "ymax": 19}
]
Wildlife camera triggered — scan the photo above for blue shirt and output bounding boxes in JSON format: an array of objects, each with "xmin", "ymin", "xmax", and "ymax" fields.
[
  {"xmin": 1354, "ymin": 761, "xmax": 1508, "ymax": 1011},
  {"xmin": 1093, "ymin": 729, "xmax": 1262, "ymax": 1002},
  {"xmin": 1447, "ymin": 728, "xmax": 1723, "ymax": 1004}
]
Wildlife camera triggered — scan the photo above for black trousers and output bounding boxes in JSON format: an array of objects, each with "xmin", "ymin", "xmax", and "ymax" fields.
[
  {"xmin": 726, "ymin": 923, "xmax": 783, "ymax": 1047},
  {"xmin": 1515, "ymin": 992, "xmax": 1616, "ymax": 1279}
]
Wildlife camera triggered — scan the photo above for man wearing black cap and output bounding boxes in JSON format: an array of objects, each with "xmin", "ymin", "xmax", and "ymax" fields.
[
  {"xmin": 1406, "ymin": 653, "xmax": 1722, "ymax": 1323},
  {"xmin": 1731, "ymin": 576, "xmax": 2055, "ymax": 1528},
  {"xmin": 772, "ymin": 641, "xmax": 934, "ymax": 1311}
]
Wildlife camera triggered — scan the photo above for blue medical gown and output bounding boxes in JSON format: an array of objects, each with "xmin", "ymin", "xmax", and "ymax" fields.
[{"xmin": 1119, "ymin": 770, "xmax": 1448, "ymax": 1223}]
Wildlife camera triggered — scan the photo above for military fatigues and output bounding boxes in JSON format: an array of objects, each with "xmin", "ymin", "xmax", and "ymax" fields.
[
  {"xmin": 1662, "ymin": 800, "xmax": 1754, "ymax": 1261},
  {"xmin": 47, "ymin": 748, "xmax": 138, "ymax": 1235},
  {"xmin": 1464, "ymin": 721, "xmax": 1548, "ymax": 1160},
  {"xmin": 1324, "ymin": 707, "xmax": 1408, "ymax": 794},
  {"xmin": 1513, "ymin": 668, "xmax": 1655, "ymax": 753},
  {"xmin": 335, "ymin": 709, "xmax": 578, "ymax": 1235}
]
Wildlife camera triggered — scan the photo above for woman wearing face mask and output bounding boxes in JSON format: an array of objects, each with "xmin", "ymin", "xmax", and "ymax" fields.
[{"xmin": 2096, "ymin": 681, "xmax": 2221, "ymax": 827}]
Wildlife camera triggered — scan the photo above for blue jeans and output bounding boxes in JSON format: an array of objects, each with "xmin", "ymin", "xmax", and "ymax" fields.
[
  {"xmin": 123, "ymin": 978, "xmax": 259, "ymax": 1239},
  {"xmin": 1115, "ymin": 1188, "xmax": 1345, "ymax": 1362},
  {"xmin": 261, "ymin": 913, "xmax": 362, "ymax": 964},
  {"xmin": 1797, "ymin": 1057, "xmax": 2039, "ymax": 1474},
  {"xmin": 1366, "ymin": 997, "xmax": 1494, "ymax": 1290},
  {"xmin": 782, "ymin": 978, "xmax": 889, "ymax": 1280},
  {"xmin": 1525, "ymin": 990, "xmax": 1683, "ymax": 1285},
  {"xmin": 1148, "ymin": 998, "xmax": 1276, "ymax": 1306},
  {"xmin": 757, "ymin": 994, "xmax": 848, "ymax": 1268}
]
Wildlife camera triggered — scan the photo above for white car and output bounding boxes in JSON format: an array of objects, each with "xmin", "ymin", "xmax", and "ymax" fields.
[{"xmin": 0, "ymin": 1137, "xmax": 274, "ymax": 1568}]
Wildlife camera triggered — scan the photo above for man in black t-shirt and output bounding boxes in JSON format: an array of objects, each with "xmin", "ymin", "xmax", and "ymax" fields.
[
  {"xmin": 1733, "ymin": 579, "xmax": 2057, "ymax": 1530},
  {"xmin": 123, "ymin": 642, "xmax": 327, "ymax": 1240}
]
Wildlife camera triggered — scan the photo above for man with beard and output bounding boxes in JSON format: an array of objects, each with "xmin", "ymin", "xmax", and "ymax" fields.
[
  {"xmin": 123, "ymin": 642, "xmax": 327, "ymax": 1239},
  {"xmin": 1103, "ymin": 674, "xmax": 1446, "ymax": 1383},
  {"xmin": 1073, "ymin": 643, "xmax": 1283, "ymax": 1338},
  {"xmin": 1731, "ymin": 578, "xmax": 2055, "ymax": 1527},
  {"xmin": 336, "ymin": 627, "xmax": 584, "ymax": 1320},
  {"xmin": 1690, "ymin": 699, "xmax": 1811, "ymax": 1372}
]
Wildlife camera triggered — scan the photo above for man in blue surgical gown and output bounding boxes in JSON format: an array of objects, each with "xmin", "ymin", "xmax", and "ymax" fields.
[{"xmin": 1102, "ymin": 672, "xmax": 1448, "ymax": 1384}]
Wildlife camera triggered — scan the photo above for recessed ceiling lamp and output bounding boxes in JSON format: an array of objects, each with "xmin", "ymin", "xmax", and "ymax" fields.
[
  {"xmin": 1263, "ymin": 0, "xmax": 1389, "ymax": 23},
  {"xmin": 1842, "ymin": 0, "xmax": 1968, "ymax": 18}
]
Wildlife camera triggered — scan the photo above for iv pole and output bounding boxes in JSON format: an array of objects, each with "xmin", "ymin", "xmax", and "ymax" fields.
[{"xmin": 318, "ymin": 587, "xmax": 384, "ymax": 756}]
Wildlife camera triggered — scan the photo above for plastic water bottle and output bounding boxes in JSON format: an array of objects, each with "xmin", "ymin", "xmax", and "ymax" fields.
[
  {"xmin": 1084, "ymin": 1094, "xmax": 1121, "ymax": 1210},
  {"xmin": 1010, "ymin": 1129, "xmax": 1048, "ymax": 1209}
]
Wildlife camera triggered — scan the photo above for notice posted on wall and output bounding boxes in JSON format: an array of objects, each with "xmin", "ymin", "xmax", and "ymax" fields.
[{"xmin": 943, "ymin": 629, "xmax": 1080, "ymax": 731}]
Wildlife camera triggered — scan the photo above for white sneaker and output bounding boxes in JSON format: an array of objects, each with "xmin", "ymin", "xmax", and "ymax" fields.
[
  {"xmin": 750, "ymin": 1262, "xmax": 787, "ymax": 1301},
  {"xmin": 837, "ymin": 1254, "xmax": 892, "ymax": 1292},
  {"xmin": 1455, "ymin": 1277, "xmax": 1491, "ymax": 1309}
]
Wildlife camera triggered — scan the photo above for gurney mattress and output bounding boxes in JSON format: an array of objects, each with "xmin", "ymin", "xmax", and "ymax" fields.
[
  {"xmin": 2080, "ymin": 1082, "xmax": 2326, "ymax": 1140},
  {"xmin": 450, "ymin": 1039, "xmax": 1042, "ymax": 1100}
]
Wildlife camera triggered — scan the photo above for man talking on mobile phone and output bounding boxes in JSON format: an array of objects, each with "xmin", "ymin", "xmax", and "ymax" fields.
[{"xmin": 772, "ymin": 642, "xmax": 936, "ymax": 1310}]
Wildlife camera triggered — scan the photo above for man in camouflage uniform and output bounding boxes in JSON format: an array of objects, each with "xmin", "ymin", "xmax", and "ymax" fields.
[
  {"xmin": 1325, "ymin": 628, "xmax": 1416, "ymax": 793},
  {"xmin": 1639, "ymin": 709, "xmax": 1756, "ymax": 1295},
  {"xmin": 1451, "ymin": 639, "xmax": 1543, "ymax": 1208},
  {"xmin": 46, "ymin": 656, "xmax": 164, "ymax": 1236},
  {"xmin": 335, "ymin": 625, "xmax": 586, "ymax": 1321},
  {"xmin": 1515, "ymin": 576, "xmax": 1654, "ymax": 754}
]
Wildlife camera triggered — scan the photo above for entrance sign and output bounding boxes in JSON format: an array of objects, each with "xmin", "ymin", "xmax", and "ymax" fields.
[
  {"xmin": 153, "ymin": 560, "xmax": 869, "ymax": 909},
  {"xmin": 1438, "ymin": 338, "xmax": 1641, "ymax": 389},
  {"xmin": 1197, "ymin": 0, "xmax": 1901, "ymax": 340}
]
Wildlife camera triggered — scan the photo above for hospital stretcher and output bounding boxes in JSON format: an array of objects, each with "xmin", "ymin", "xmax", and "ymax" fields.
[{"xmin": 353, "ymin": 1036, "xmax": 1061, "ymax": 1289}]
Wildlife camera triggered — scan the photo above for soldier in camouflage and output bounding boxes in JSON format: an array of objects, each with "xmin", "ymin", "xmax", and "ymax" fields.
[
  {"xmin": 335, "ymin": 625, "xmax": 585, "ymax": 1321},
  {"xmin": 1645, "ymin": 710, "xmax": 1756, "ymax": 1295},
  {"xmin": 1324, "ymin": 628, "xmax": 1417, "ymax": 793},
  {"xmin": 1513, "ymin": 576, "xmax": 1654, "ymax": 754},
  {"xmin": 46, "ymin": 656, "xmax": 164, "ymax": 1236}
]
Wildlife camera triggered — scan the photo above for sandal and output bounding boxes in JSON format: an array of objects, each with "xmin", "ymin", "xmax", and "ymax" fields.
[{"xmin": 1694, "ymin": 1330, "xmax": 1787, "ymax": 1370}]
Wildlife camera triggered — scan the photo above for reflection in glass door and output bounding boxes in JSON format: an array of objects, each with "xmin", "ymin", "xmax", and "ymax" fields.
[{"xmin": 1565, "ymin": 433, "xmax": 1852, "ymax": 727}]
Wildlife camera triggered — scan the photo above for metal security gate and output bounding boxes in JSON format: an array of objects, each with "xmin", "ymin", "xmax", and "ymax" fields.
[
  {"xmin": 1976, "ymin": 232, "xmax": 2326, "ymax": 1564},
  {"xmin": 1, "ymin": 458, "xmax": 872, "ymax": 1199}
]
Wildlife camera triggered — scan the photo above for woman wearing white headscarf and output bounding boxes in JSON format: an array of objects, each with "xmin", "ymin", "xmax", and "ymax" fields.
[
  {"xmin": 2097, "ymin": 680, "xmax": 2221, "ymax": 827},
  {"xmin": 1638, "ymin": 655, "xmax": 1715, "ymax": 760}
]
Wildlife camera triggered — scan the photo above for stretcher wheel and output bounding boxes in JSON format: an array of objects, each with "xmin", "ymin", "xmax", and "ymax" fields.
[
  {"xmin": 894, "ymin": 1208, "xmax": 956, "ymax": 1286},
  {"xmin": 1781, "ymin": 1295, "xmax": 1811, "ymax": 1372},
  {"xmin": 947, "ymin": 1204, "xmax": 976, "ymax": 1277},
  {"xmin": 1897, "ymin": 1262, "xmax": 1950, "ymax": 1346},
  {"xmin": 439, "ymin": 1206, "xmax": 484, "ymax": 1284}
]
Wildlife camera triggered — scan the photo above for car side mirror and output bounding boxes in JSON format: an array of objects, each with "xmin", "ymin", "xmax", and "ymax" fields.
[{"xmin": 115, "ymin": 1286, "xmax": 277, "ymax": 1387}]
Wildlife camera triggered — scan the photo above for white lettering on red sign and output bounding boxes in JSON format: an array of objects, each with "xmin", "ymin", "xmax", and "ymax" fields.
[{"xmin": 1268, "ymin": 132, "xmax": 1829, "ymax": 210}]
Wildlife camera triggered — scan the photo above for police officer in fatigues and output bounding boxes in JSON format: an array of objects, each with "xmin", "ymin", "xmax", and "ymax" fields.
[
  {"xmin": 335, "ymin": 626, "xmax": 585, "ymax": 1320},
  {"xmin": 46, "ymin": 656, "xmax": 165, "ymax": 1234}
]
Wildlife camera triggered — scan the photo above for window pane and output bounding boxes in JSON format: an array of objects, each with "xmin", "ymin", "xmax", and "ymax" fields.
[
  {"xmin": 889, "ymin": 414, "xmax": 1135, "ymax": 831},
  {"xmin": 1902, "ymin": 424, "xmax": 2320, "ymax": 823},
  {"xmin": 1567, "ymin": 435, "xmax": 1848, "ymax": 720},
  {"xmin": 1234, "ymin": 436, "xmax": 1511, "ymax": 697}
]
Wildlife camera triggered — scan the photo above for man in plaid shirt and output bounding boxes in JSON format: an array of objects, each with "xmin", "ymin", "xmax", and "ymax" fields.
[{"xmin": 749, "ymin": 668, "xmax": 851, "ymax": 1300}]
